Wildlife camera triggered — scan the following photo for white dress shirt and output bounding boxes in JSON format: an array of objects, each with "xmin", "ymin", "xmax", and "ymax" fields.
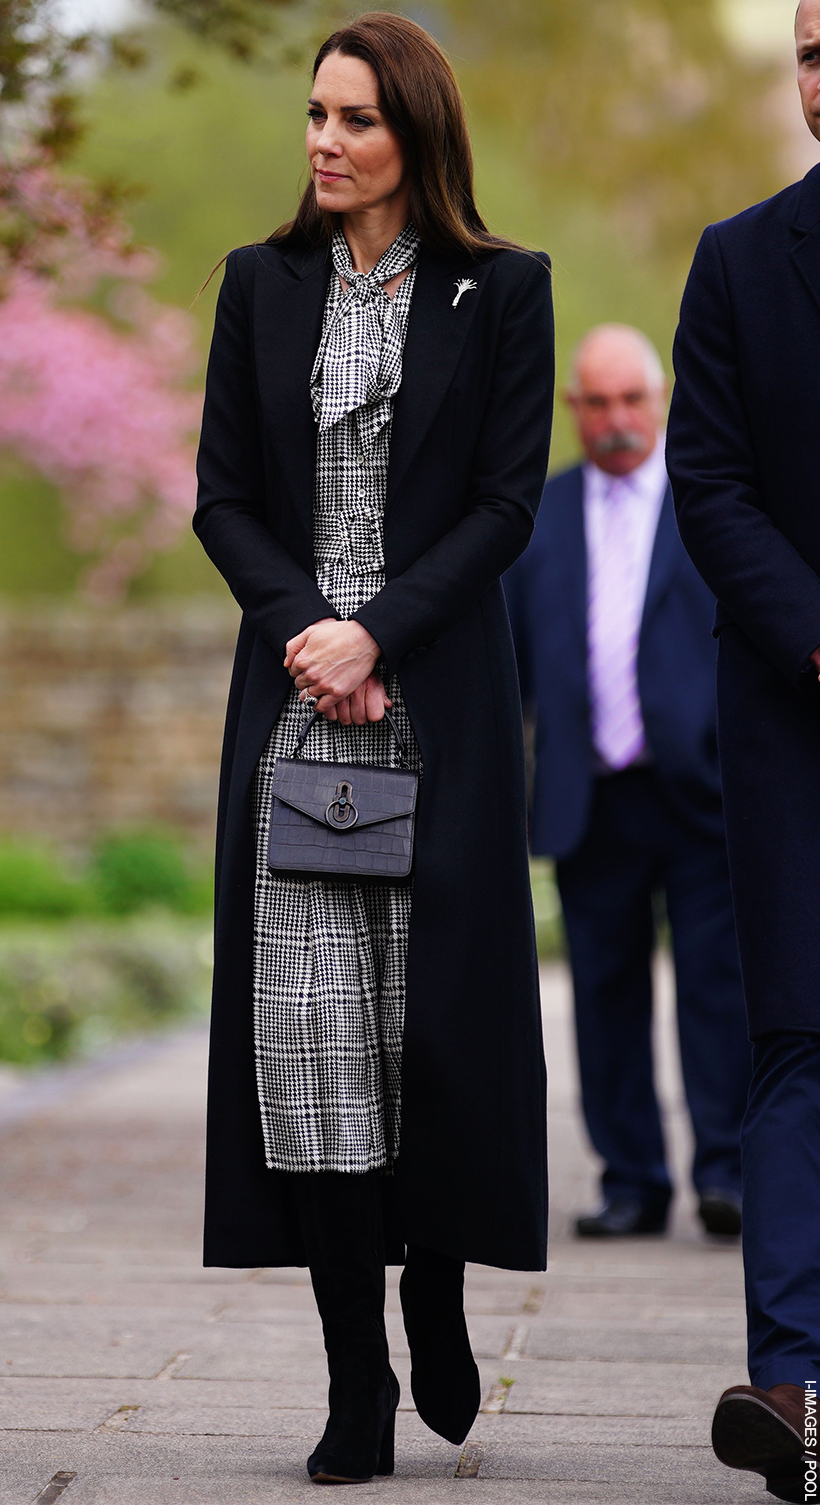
[{"xmin": 583, "ymin": 438, "xmax": 668, "ymax": 769}]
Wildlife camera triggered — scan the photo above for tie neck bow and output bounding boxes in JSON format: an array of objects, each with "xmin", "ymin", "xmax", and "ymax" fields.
[
  {"xmin": 336, "ymin": 266, "xmax": 387, "ymax": 307},
  {"xmin": 330, "ymin": 223, "xmax": 419, "ymax": 298},
  {"xmin": 311, "ymin": 223, "xmax": 420, "ymax": 437}
]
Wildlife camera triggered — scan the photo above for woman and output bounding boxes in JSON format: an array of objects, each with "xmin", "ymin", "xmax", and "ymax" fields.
[{"xmin": 195, "ymin": 11, "xmax": 554, "ymax": 1485}]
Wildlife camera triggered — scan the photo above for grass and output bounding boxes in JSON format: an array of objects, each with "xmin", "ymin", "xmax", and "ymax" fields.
[
  {"xmin": 0, "ymin": 915, "xmax": 211, "ymax": 1066},
  {"xmin": 0, "ymin": 835, "xmax": 562, "ymax": 1068},
  {"xmin": 0, "ymin": 832, "xmax": 213, "ymax": 921},
  {"xmin": 0, "ymin": 831, "xmax": 215, "ymax": 1067},
  {"xmin": 531, "ymin": 859, "xmax": 564, "ymax": 960}
]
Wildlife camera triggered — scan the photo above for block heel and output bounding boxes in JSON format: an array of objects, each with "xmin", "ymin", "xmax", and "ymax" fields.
[{"xmin": 375, "ymin": 1372, "xmax": 399, "ymax": 1475}]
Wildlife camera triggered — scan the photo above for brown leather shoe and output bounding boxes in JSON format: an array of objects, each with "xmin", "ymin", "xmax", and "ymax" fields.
[{"xmin": 712, "ymin": 1384, "xmax": 808, "ymax": 1500}]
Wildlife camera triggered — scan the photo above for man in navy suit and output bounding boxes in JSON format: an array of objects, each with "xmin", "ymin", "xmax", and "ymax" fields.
[
  {"xmin": 505, "ymin": 323, "xmax": 750, "ymax": 1242},
  {"xmin": 666, "ymin": 4, "xmax": 820, "ymax": 1496}
]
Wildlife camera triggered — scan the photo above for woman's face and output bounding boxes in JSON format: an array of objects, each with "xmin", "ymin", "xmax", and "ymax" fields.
[{"xmin": 307, "ymin": 53, "xmax": 409, "ymax": 221}]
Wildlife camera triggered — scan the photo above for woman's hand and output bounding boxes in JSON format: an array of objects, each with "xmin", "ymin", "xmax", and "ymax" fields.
[
  {"xmin": 284, "ymin": 619, "xmax": 381, "ymax": 714},
  {"xmin": 323, "ymin": 674, "xmax": 392, "ymax": 724}
]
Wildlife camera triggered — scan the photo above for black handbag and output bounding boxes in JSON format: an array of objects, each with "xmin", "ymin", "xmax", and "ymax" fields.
[{"xmin": 267, "ymin": 709, "xmax": 418, "ymax": 883}]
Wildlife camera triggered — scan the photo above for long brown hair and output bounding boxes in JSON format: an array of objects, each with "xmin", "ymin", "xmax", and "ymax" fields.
[{"xmin": 268, "ymin": 11, "xmax": 519, "ymax": 259}]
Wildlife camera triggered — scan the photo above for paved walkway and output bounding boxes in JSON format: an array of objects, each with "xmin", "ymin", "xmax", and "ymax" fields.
[{"xmin": 0, "ymin": 963, "xmax": 760, "ymax": 1504}]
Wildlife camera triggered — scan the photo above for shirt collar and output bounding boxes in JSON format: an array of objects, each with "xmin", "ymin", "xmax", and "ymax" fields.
[{"xmin": 583, "ymin": 436, "xmax": 667, "ymax": 505}]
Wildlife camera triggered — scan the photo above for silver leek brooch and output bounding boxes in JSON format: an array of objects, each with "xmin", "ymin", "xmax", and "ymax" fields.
[{"xmin": 452, "ymin": 278, "xmax": 478, "ymax": 308}]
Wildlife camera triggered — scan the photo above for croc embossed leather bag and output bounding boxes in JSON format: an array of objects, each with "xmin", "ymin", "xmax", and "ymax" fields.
[{"xmin": 267, "ymin": 710, "xmax": 418, "ymax": 883}]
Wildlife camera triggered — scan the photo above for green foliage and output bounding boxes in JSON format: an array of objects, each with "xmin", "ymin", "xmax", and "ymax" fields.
[
  {"xmin": 0, "ymin": 452, "xmax": 228, "ymax": 597},
  {"xmin": 0, "ymin": 458, "xmax": 84, "ymax": 595},
  {"xmin": 151, "ymin": 0, "xmax": 312, "ymax": 63},
  {"xmin": 0, "ymin": 830, "xmax": 213, "ymax": 920},
  {"xmin": 68, "ymin": 20, "xmax": 682, "ymax": 479},
  {"xmin": 73, "ymin": 31, "xmax": 311, "ymax": 323},
  {"xmin": 0, "ymin": 0, "xmax": 318, "ymax": 162},
  {"xmin": 0, "ymin": 828, "xmax": 212, "ymax": 1065},
  {"xmin": 0, "ymin": 0, "xmax": 92, "ymax": 157},
  {"xmin": 531, "ymin": 859, "xmax": 564, "ymax": 960},
  {"xmin": 0, "ymin": 916, "xmax": 210, "ymax": 1064},
  {"xmin": 71, "ymin": 4, "xmax": 786, "ymax": 463},
  {"xmin": 445, "ymin": 0, "xmax": 782, "ymax": 263},
  {"xmin": 0, "ymin": 840, "xmax": 89, "ymax": 918},
  {"xmin": 91, "ymin": 831, "xmax": 213, "ymax": 916},
  {"xmin": 0, "ymin": 0, "xmax": 85, "ymax": 105},
  {"xmin": 0, "ymin": 1, "xmax": 795, "ymax": 587}
]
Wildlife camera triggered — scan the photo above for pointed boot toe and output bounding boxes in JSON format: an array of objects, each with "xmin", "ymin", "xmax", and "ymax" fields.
[
  {"xmin": 400, "ymin": 1244, "xmax": 482, "ymax": 1444},
  {"xmin": 410, "ymin": 1350, "xmax": 481, "ymax": 1445}
]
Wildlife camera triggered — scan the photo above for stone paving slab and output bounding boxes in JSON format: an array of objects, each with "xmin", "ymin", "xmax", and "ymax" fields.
[
  {"xmin": 475, "ymin": 1440, "xmax": 761, "ymax": 1499},
  {"xmin": 0, "ymin": 1309, "xmax": 216, "ymax": 1380},
  {"xmin": 0, "ymin": 1268, "xmax": 267, "ymax": 1311},
  {"xmin": 0, "ymin": 1431, "xmax": 763, "ymax": 1504},
  {"xmin": 522, "ymin": 1323, "xmax": 747, "ymax": 1365},
  {"xmin": 0, "ymin": 1379, "xmax": 126, "ymax": 1433},
  {"xmin": 529, "ymin": 1289, "xmax": 746, "ymax": 1321},
  {"xmin": 461, "ymin": 1411, "xmax": 710, "ymax": 1446},
  {"xmin": 500, "ymin": 1357, "xmax": 743, "ymax": 1418},
  {"xmin": 0, "ymin": 1377, "xmax": 727, "ymax": 1449},
  {"xmin": 0, "ymin": 961, "xmax": 766, "ymax": 1505}
]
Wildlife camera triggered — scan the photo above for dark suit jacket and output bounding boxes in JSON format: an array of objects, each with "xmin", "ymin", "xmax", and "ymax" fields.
[
  {"xmin": 504, "ymin": 465, "xmax": 723, "ymax": 860},
  {"xmin": 667, "ymin": 162, "xmax": 820, "ymax": 1036},
  {"xmin": 194, "ymin": 238, "xmax": 554, "ymax": 1270}
]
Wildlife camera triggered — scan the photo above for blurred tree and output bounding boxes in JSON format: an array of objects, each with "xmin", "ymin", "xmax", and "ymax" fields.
[
  {"xmin": 444, "ymin": 0, "xmax": 783, "ymax": 261},
  {"xmin": 0, "ymin": 0, "xmax": 93, "ymax": 159},
  {"xmin": 0, "ymin": 0, "xmax": 312, "ymax": 598},
  {"xmin": 0, "ymin": 0, "xmax": 794, "ymax": 595},
  {"xmin": 0, "ymin": 0, "xmax": 318, "ymax": 155},
  {"xmin": 0, "ymin": 0, "xmax": 335, "ymax": 597},
  {"xmin": 0, "ymin": 156, "xmax": 201, "ymax": 600},
  {"xmin": 150, "ymin": 0, "xmax": 317, "ymax": 63}
]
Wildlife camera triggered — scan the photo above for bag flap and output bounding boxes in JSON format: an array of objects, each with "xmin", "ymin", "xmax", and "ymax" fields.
[{"xmin": 272, "ymin": 758, "xmax": 417, "ymax": 830}]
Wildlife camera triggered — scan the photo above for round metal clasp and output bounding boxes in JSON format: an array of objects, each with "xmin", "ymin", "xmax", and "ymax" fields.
[{"xmin": 326, "ymin": 780, "xmax": 359, "ymax": 829}]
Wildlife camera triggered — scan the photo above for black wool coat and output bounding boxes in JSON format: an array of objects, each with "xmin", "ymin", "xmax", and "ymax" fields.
[
  {"xmin": 194, "ymin": 237, "xmax": 555, "ymax": 1271},
  {"xmin": 667, "ymin": 162, "xmax": 820, "ymax": 1038}
]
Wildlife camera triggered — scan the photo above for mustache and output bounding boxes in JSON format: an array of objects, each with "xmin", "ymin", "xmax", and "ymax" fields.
[{"xmin": 593, "ymin": 431, "xmax": 646, "ymax": 455}]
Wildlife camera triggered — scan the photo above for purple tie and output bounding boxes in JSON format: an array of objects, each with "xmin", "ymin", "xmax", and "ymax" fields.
[{"xmin": 587, "ymin": 477, "xmax": 646, "ymax": 770}]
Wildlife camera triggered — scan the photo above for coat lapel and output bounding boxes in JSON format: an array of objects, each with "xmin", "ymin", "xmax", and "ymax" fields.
[
  {"xmin": 640, "ymin": 483, "xmax": 678, "ymax": 634},
  {"xmin": 790, "ymin": 163, "xmax": 820, "ymax": 316},
  {"xmin": 561, "ymin": 468, "xmax": 589, "ymax": 653},
  {"xmin": 388, "ymin": 249, "xmax": 496, "ymax": 507},
  {"xmin": 257, "ymin": 245, "xmax": 331, "ymax": 559}
]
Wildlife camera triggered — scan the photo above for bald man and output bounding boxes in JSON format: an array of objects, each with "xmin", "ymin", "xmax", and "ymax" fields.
[
  {"xmin": 505, "ymin": 325, "xmax": 750, "ymax": 1242},
  {"xmin": 667, "ymin": 4, "xmax": 820, "ymax": 1497}
]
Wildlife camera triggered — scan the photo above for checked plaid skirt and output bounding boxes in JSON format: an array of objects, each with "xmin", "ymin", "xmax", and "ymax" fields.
[{"xmin": 250, "ymin": 230, "xmax": 423, "ymax": 1174}]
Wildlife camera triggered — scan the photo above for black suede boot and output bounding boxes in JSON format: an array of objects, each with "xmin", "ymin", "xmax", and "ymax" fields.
[
  {"xmin": 399, "ymin": 1243, "xmax": 481, "ymax": 1445},
  {"xmin": 291, "ymin": 1171, "xmax": 400, "ymax": 1484}
]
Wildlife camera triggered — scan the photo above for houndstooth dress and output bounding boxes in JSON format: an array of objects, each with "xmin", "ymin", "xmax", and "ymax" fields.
[{"xmin": 251, "ymin": 224, "xmax": 423, "ymax": 1176}]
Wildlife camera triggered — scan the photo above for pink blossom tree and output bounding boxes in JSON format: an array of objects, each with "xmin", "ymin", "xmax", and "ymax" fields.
[
  {"xmin": 0, "ymin": 0, "xmax": 311, "ymax": 598},
  {"xmin": 0, "ymin": 156, "xmax": 201, "ymax": 601}
]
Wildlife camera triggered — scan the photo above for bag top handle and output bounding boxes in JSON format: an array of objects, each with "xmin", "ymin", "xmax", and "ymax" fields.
[{"xmin": 295, "ymin": 707, "xmax": 408, "ymax": 764}]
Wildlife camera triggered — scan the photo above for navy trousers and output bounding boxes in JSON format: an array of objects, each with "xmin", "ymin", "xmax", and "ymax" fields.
[
  {"xmin": 556, "ymin": 765, "xmax": 751, "ymax": 1209},
  {"xmin": 744, "ymin": 1031, "xmax": 820, "ymax": 1388}
]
